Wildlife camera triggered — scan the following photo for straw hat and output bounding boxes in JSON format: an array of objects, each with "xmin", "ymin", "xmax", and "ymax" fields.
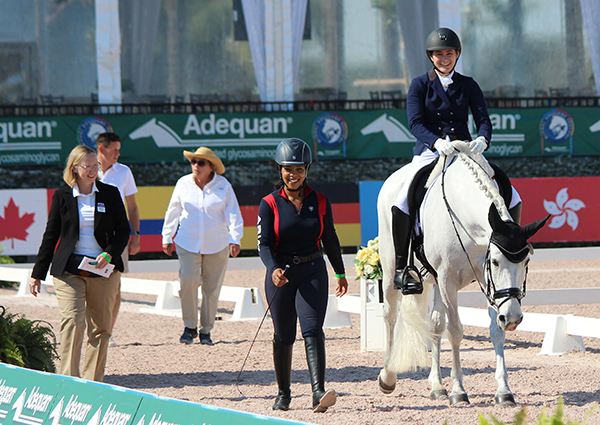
[{"xmin": 183, "ymin": 147, "xmax": 225, "ymax": 174}]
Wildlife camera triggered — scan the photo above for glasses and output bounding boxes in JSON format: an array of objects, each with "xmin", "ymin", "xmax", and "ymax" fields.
[
  {"xmin": 78, "ymin": 163, "xmax": 100, "ymax": 171},
  {"xmin": 191, "ymin": 159, "xmax": 207, "ymax": 167}
]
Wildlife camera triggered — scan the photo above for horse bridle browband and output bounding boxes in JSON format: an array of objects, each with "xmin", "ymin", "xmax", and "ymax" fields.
[{"xmin": 440, "ymin": 153, "xmax": 528, "ymax": 311}]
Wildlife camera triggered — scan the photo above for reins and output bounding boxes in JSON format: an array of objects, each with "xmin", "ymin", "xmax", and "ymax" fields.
[{"xmin": 439, "ymin": 152, "xmax": 525, "ymax": 310}]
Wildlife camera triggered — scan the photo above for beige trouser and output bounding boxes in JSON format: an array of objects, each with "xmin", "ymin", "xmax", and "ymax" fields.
[
  {"xmin": 53, "ymin": 270, "xmax": 120, "ymax": 382},
  {"xmin": 176, "ymin": 244, "xmax": 229, "ymax": 334}
]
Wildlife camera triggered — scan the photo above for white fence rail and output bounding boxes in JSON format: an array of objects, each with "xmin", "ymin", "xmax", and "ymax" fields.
[
  {"xmin": 323, "ymin": 279, "xmax": 600, "ymax": 354},
  {"xmin": 3, "ymin": 249, "xmax": 599, "ymax": 354},
  {"xmin": 1, "ymin": 265, "xmax": 266, "ymax": 321}
]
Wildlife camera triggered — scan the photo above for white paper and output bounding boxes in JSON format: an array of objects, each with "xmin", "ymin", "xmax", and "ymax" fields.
[{"xmin": 78, "ymin": 256, "xmax": 115, "ymax": 278}]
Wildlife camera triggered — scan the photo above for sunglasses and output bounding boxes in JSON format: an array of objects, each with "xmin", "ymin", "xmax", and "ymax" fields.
[{"xmin": 191, "ymin": 159, "xmax": 208, "ymax": 166}]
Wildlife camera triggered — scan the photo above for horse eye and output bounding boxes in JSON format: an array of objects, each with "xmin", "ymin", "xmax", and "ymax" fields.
[{"xmin": 492, "ymin": 259, "xmax": 499, "ymax": 267}]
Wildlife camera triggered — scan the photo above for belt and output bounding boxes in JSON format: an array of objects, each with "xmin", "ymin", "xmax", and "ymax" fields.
[{"xmin": 280, "ymin": 251, "xmax": 323, "ymax": 265}]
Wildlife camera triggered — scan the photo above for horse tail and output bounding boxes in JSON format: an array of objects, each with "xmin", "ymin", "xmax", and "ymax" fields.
[{"xmin": 384, "ymin": 285, "xmax": 431, "ymax": 373}]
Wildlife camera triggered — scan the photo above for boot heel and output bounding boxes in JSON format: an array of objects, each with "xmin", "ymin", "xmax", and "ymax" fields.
[{"xmin": 313, "ymin": 389, "xmax": 336, "ymax": 413}]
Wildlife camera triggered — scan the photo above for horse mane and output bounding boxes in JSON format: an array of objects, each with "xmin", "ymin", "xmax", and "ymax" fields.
[{"xmin": 425, "ymin": 141, "xmax": 512, "ymax": 221}]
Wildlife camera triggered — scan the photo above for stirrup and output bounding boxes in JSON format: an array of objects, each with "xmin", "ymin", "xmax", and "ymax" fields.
[{"xmin": 395, "ymin": 265, "xmax": 423, "ymax": 295}]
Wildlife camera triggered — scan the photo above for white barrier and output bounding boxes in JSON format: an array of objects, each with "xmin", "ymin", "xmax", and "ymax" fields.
[
  {"xmin": 456, "ymin": 287, "xmax": 600, "ymax": 355},
  {"xmin": 322, "ymin": 277, "xmax": 600, "ymax": 354},
  {"xmin": 323, "ymin": 294, "xmax": 360, "ymax": 329},
  {"xmin": 0, "ymin": 265, "xmax": 51, "ymax": 296},
  {"xmin": 322, "ymin": 278, "xmax": 385, "ymax": 352},
  {"xmin": 136, "ymin": 279, "xmax": 267, "ymax": 321},
  {"xmin": 2, "ymin": 266, "xmax": 266, "ymax": 322}
]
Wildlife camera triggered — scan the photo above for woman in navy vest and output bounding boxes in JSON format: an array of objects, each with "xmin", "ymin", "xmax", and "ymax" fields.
[
  {"xmin": 257, "ymin": 138, "xmax": 348, "ymax": 413},
  {"xmin": 391, "ymin": 27, "xmax": 522, "ymax": 295}
]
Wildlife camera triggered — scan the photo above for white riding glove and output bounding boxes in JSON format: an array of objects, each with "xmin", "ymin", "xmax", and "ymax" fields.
[
  {"xmin": 470, "ymin": 136, "xmax": 487, "ymax": 155},
  {"xmin": 434, "ymin": 138, "xmax": 454, "ymax": 156}
]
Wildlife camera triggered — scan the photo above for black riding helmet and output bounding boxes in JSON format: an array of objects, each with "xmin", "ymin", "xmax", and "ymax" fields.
[
  {"xmin": 425, "ymin": 27, "xmax": 462, "ymax": 72},
  {"xmin": 275, "ymin": 138, "xmax": 312, "ymax": 192},
  {"xmin": 275, "ymin": 138, "xmax": 312, "ymax": 166}
]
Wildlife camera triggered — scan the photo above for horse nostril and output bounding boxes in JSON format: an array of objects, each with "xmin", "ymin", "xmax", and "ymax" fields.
[
  {"xmin": 516, "ymin": 315, "xmax": 523, "ymax": 326},
  {"xmin": 498, "ymin": 315, "xmax": 506, "ymax": 324}
]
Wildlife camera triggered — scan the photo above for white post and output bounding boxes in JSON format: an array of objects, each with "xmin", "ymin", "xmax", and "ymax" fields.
[{"xmin": 95, "ymin": 0, "xmax": 122, "ymax": 104}]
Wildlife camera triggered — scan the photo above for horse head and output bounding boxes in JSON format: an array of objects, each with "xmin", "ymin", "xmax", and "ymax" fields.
[{"xmin": 487, "ymin": 205, "xmax": 550, "ymax": 331}]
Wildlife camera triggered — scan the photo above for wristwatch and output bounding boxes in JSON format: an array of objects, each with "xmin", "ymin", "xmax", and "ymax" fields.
[{"xmin": 132, "ymin": 231, "xmax": 140, "ymax": 235}]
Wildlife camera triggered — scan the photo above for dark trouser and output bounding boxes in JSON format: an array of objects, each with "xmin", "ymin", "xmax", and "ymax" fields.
[{"xmin": 265, "ymin": 257, "xmax": 329, "ymax": 345}]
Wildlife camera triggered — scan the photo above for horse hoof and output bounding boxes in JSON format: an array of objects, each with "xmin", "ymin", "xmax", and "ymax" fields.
[
  {"xmin": 495, "ymin": 394, "xmax": 516, "ymax": 407},
  {"xmin": 378, "ymin": 376, "xmax": 395, "ymax": 394},
  {"xmin": 449, "ymin": 394, "xmax": 470, "ymax": 406},
  {"xmin": 430, "ymin": 389, "xmax": 449, "ymax": 401}
]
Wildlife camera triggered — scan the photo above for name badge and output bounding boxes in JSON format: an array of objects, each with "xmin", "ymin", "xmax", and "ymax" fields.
[{"xmin": 97, "ymin": 202, "xmax": 106, "ymax": 213}]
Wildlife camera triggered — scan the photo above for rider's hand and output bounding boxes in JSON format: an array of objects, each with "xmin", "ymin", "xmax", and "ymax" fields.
[
  {"xmin": 434, "ymin": 138, "xmax": 454, "ymax": 156},
  {"xmin": 272, "ymin": 268, "xmax": 289, "ymax": 287},
  {"xmin": 470, "ymin": 136, "xmax": 487, "ymax": 155}
]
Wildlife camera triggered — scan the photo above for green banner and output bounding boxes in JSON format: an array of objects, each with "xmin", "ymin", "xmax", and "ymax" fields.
[
  {"xmin": 0, "ymin": 364, "xmax": 63, "ymax": 424},
  {"xmin": 0, "ymin": 363, "xmax": 308, "ymax": 425},
  {"xmin": 1, "ymin": 108, "xmax": 599, "ymax": 166}
]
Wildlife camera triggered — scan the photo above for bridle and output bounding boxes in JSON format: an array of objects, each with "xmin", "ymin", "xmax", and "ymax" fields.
[
  {"xmin": 440, "ymin": 154, "xmax": 528, "ymax": 311},
  {"xmin": 482, "ymin": 242, "xmax": 527, "ymax": 309}
]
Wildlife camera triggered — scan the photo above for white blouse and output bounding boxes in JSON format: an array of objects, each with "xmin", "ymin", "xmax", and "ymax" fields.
[
  {"xmin": 72, "ymin": 182, "xmax": 103, "ymax": 257},
  {"xmin": 161, "ymin": 174, "xmax": 243, "ymax": 254}
]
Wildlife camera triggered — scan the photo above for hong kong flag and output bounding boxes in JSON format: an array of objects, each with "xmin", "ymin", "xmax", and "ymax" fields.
[{"xmin": 512, "ymin": 177, "xmax": 600, "ymax": 243}]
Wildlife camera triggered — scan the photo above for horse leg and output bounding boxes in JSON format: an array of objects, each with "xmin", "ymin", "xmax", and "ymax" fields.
[
  {"xmin": 428, "ymin": 285, "xmax": 449, "ymax": 401},
  {"xmin": 488, "ymin": 307, "xmax": 516, "ymax": 406},
  {"xmin": 378, "ymin": 285, "xmax": 398, "ymax": 394},
  {"xmin": 445, "ymin": 299, "xmax": 469, "ymax": 406}
]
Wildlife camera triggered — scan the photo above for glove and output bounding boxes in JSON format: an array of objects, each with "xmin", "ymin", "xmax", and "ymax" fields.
[
  {"xmin": 470, "ymin": 136, "xmax": 487, "ymax": 155},
  {"xmin": 434, "ymin": 138, "xmax": 454, "ymax": 156}
]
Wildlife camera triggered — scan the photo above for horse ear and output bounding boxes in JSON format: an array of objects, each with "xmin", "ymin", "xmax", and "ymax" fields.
[
  {"xmin": 520, "ymin": 214, "xmax": 551, "ymax": 240},
  {"xmin": 488, "ymin": 204, "xmax": 510, "ymax": 232}
]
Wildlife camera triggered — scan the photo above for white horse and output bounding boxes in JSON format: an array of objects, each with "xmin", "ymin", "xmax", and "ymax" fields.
[{"xmin": 376, "ymin": 142, "xmax": 549, "ymax": 406}]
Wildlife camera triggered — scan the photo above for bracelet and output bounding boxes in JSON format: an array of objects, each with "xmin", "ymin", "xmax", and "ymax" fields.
[
  {"xmin": 100, "ymin": 252, "xmax": 111, "ymax": 263},
  {"xmin": 335, "ymin": 273, "xmax": 346, "ymax": 278}
]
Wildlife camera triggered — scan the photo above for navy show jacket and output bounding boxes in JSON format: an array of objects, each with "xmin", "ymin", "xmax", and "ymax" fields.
[{"xmin": 407, "ymin": 68, "xmax": 492, "ymax": 155}]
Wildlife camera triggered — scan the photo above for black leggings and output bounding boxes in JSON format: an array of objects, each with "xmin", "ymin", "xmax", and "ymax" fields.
[{"xmin": 265, "ymin": 257, "xmax": 329, "ymax": 345}]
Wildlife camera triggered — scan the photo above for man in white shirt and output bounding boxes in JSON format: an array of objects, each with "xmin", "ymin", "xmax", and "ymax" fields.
[{"xmin": 96, "ymin": 132, "xmax": 141, "ymax": 346}]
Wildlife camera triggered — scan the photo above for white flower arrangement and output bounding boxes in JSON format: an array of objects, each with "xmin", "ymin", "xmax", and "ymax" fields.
[{"xmin": 354, "ymin": 237, "xmax": 382, "ymax": 281}]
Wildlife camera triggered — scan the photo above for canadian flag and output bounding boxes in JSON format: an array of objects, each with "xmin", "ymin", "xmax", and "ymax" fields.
[{"xmin": 0, "ymin": 189, "xmax": 48, "ymax": 256}]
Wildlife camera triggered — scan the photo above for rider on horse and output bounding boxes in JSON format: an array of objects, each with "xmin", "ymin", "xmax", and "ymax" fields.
[{"xmin": 391, "ymin": 28, "xmax": 523, "ymax": 296}]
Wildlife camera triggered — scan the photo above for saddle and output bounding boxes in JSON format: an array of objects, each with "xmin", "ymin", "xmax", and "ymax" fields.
[{"xmin": 406, "ymin": 159, "xmax": 514, "ymax": 280}]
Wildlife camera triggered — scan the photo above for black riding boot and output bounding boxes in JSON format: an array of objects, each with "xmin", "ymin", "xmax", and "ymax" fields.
[
  {"xmin": 304, "ymin": 333, "xmax": 336, "ymax": 413},
  {"xmin": 272, "ymin": 335, "xmax": 293, "ymax": 411},
  {"xmin": 509, "ymin": 202, "xmax": 522, "ymax": 225},
  {"xmin": 392, "ymin": 206, "xmax": 423, "ymax": 295}
]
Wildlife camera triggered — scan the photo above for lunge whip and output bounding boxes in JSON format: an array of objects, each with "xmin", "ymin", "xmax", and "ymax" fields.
[{"xmin": 235, "ymin": 265, "xmax": 289, "ymax": 396}]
